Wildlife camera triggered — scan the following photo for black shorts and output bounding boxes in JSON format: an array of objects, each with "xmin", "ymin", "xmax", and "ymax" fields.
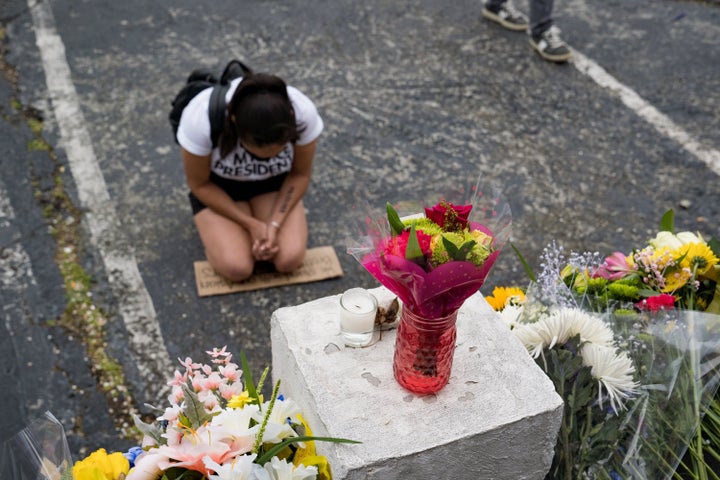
[{"xmin": 189, "ymin": 172, "xmax": 288, "ymax": 215}]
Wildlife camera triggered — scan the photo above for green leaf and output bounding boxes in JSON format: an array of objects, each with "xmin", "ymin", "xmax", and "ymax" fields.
[
  {"xmin": 386, "ymin": 202, "xmax": 405, "ymax": 236},
  {"xmin": 131, "ymin": 413, "xmax": 165, "ymax": 446},
  {"xmin": 659, "ymin": 209, "xmax": 674, "ymax": 233},
  {"xmin": 256, "ymin": 435, "xmax": 361, "ymax": 466},
  {"xmin": 181, "ymin": 383, "xmax": 214, "ymax": 428},
  {"xmin": 511, "ymin": 243, "xmax": 537, "ymax": 283},
  {"xmin": 405, "ymin": 222, "xmax": 423, "ymax": 262},
  {"xmin": 442, "ymin": 236, "xmax": 459, "ymax": 258},
  {"xmin": 708, "ymin": 236, "xmax": 720, "ymax": 257},
  {"xmin": 240, "ymin": 351, "xmax": 263, "ymax": 408},
  {"xmin": 455, "ymin": 240, "xmax": 477, "ymax": 261}
]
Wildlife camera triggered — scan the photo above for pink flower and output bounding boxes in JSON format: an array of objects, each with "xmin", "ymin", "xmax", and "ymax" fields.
[
  {"xmin": 636, "ymin": 294, "xmax": 676, "ymax": 311},
  {"xmin": 219, "ymin": 382, "xmax": 245, "ymax": 400},
  {"xmin": 202, "ymin": 372, "xmax": 223, "ymax": 391},
  {"xmin": 219, "ymin": 363, "xmax": 240, "ymax": 382},
  {"xmin": 424, "ymin": 201, "xmax": 472, "ymax": 230},
  {"xmin": 178, "ymin": 357, "xmax": 202, "ymax": 372},
  {"xmin": 593, "ymin": 251, "xmax": 634, "ymax": 281},
  {"xmin": 167, "ymin": 369, "xmax": 187, "ymax": 387}
]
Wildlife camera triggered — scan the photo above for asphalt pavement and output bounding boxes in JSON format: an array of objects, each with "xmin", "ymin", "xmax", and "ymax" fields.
[{"xmin": 1, "ymin": 0, "xmax": 719, "ymax": 464}]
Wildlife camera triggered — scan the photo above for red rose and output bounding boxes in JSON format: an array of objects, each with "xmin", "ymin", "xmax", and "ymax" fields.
[
  {"xmin": 384, "ymin": 229, "xmax": 433, "ymax": 258},
  {"xmin": 424, "ymin": 200, "xmax": 472, "ymax": 231}
]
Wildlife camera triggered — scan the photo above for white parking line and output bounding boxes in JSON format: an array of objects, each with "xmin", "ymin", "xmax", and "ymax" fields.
[
  {"xmin": 572, "ymin": 50, "xmax": 720, "ymax": 177},
  {"xmin": 27, "ymin": 0, "xmax": 173, "ymax": 400}
]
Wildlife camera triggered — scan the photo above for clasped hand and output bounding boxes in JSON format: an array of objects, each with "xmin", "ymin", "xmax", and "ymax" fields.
[{"xmin": 251, "ymin": 220, "xmax": 279, "ymax": 261}]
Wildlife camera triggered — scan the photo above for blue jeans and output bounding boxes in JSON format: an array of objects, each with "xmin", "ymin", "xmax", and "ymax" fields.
[{"xmin": 485, "ymin": 0, "xmax": 554, "ymax": 37}]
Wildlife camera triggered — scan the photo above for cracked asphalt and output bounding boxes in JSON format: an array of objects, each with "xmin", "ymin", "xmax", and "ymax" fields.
[{"xmin": 1, "ymin": 0, "xmax": 719, "ymax": 463}]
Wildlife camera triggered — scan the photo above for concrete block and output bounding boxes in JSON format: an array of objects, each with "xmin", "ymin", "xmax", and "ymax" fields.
[{"xmin": 271, "ymin": 286, "xmax": 563, "ymax": 480}]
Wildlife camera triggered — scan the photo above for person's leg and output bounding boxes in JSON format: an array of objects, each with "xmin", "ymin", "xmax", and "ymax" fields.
[
  {"xmin": 250, "ymin": 192, "xmax": 308, "ymax": 273},
  {"xmin": 194, "ymin": 202, "xmax": 255, "ymax": 282},
  {"xmin": 528, "ymin": 0, "xmax": 571, "ymax": 62},
  {"xmin": 485, "ymin": 0, "xmax": 507, "ymax": 11},
  {"xmin": 528, "ymin": 0, "xmax": 553, "ymax": 38}
]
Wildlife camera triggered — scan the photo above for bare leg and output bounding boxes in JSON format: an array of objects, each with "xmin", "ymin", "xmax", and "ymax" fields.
[
  {"xmin": 250, "ymin": 192, "xmax": 308, "ymax": 273},
  {"xmin": 194, "ymin": 201, "xmax": 255, "ymax": 282}
]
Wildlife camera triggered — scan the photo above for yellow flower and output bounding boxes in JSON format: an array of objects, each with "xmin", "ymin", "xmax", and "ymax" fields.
[
  {"xmin": 72, "ymin": 448, "xmax": 129, "ymax": 480},
  {"xmin": 485, "ymin": 286, "xmax": 525, "ymax": 311},
  {"xmin": 291, "ymin": 414, "xmax": 333, "ymax": 478},
  {"xmin": 679, "ymin": 242, "xmax": 719, "ymax": 276},
  {"xmin": 662, "ymin": 267, "xmax": 692, "ymax": 293},
  {"xmin": 228, "ymin": 391, "xmax": 263, "ymax": 408},
  {"xmin": 299, "ymin": 455, "xmax": 333, "ymax": 480}
]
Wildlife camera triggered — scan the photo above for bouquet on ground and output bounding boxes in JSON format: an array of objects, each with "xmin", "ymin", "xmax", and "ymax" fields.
[
  {"xmin": 562, "ymin": 210, "xmax": 720, "ymax": 314},
  {"xmin": 488, "ymin": 211, "xmax": 720, "ymax": 479},
  {"xmin": 72, "ymin": 347, "xmax": 358, "ymax": 480},
  {"xmin": 348, "ymin": 181, "xmax": 512, "ymax": 393}
]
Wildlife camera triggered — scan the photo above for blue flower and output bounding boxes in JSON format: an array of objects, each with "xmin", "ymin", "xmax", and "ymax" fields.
[{"xmin": 123, "ymin": 446, "xmax": 144, "ymax": 468}]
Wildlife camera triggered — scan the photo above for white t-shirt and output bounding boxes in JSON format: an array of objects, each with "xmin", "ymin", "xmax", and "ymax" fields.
[{"xmin": 177, "ymin": 78, "xmax": 324, "ymax": 182}]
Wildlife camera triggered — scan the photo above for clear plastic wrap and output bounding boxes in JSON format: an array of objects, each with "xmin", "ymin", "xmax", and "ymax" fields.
[{"xmin": 0, "ymin": 411, "xmax": 72, "ymax": 480}]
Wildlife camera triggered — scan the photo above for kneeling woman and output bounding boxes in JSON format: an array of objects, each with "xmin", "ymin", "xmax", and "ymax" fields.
[{"xmin": 177, "ymin": 71, "xmax": 323, "ymax": 281}]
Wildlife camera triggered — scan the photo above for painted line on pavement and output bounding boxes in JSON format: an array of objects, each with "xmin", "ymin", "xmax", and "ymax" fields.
[
  {"xmin": 572, "ymin": 50, "xmax": 720, "ymax": 177},
  {"xmin": 27, "ymin": 0, "xmax": 173, "ymax": 400}
]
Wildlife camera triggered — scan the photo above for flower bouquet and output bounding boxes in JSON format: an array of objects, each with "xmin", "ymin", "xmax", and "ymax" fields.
[
  {"xmin": 560, "ymin": 210, "xmax": 720, "ymax": 314},
  {"xmin": 6, "ymin": 347, "xmax": 358, "ymax": 480},
  {"xmin": 123, "ymin": 347, "xmax": 357, "ymax": 480},
  {"xmin": 492, "ymin": 210, "xmax": 720, "ymax": 479},
  {"xmin": 348, "ymin": 182, "xmax": 512, "ymax": 394}
]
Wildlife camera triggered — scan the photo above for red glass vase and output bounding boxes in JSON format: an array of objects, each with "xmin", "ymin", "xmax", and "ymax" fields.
[{"xmin": 392, "ymin": 307, "xmax": 458, "ymax": 394}]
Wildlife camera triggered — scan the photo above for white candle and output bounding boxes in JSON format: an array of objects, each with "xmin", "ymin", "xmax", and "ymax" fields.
[{"xmin": 339, "ymin": 288, "xmax": 377, "ymax": 335}]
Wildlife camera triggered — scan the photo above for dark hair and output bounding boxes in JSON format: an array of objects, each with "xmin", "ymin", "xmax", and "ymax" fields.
[{"xmin": 219, "ymin": 72, "xmax": 300, "ymax": 158}]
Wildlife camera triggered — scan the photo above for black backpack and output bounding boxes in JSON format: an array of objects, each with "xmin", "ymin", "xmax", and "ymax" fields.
[{"xmin": 169, "ymin": 59, "xmax": 252, "ymax": 148}]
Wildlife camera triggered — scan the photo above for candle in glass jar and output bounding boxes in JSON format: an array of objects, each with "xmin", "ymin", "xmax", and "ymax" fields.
[{"xmin": 339, "ymin": 288, "xmax": 377, "ymax": 346}]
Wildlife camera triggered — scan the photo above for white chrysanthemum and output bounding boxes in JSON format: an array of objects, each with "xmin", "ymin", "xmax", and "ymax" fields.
[
  {"xmin": 511, "ymin": 323, "xmax": 548, "ymax": 358},
  {"xmin": 556, "ymin": 308, "xmax": 614, "ymax": 347},
  {"xmin": 532, "ymin": 310, "xmax": 576, "ymax": 349},
  {"xmin": 511, "ymin": 308, "xmax": 614, "ymax": 358},
  {"xmin": 499, "ymin": 304, "xmax": 524, "ymax": 329},
  {"xmin": 263, "ymin": 456, "xmax": 318, "ymax": 480},
  {"xmin": 581, "ymin": 343, "xmax": 638, "ymax": 413}
]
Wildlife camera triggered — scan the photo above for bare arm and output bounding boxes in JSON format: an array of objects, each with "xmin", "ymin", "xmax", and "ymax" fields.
[
  {"xmin": 268, "ymin": 140, "xmax": 316, "ymax": 227},
  {"xmin": 258, "ymin": 140, "xmax": 316, "ymax": 251}
]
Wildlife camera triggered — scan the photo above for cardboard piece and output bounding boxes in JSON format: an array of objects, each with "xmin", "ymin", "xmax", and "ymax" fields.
[{"xmin": 194, "ymin": 246, "xmax": 344, "ymax": 297}]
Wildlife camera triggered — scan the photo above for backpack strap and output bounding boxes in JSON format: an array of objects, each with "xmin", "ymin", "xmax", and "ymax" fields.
[
  {"xmin": 208, "ymin": 83, "xmax": 230, "ymax": 148},
  {"xmin": 208, "ymin": 60, "xmax": 252, "ymax": 148}
]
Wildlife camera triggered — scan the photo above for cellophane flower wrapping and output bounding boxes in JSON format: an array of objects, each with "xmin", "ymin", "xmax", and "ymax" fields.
[
  {"xmin": 0, "ymin": 411, "xmax": 73, "ymax": 480},
  {"xmin": 347, "ymin": 182, "xmax": 512, "ymax": 318},
  {"xmin": 498, "ymin": 232, "xmax": 720, "ymax": 479},
  {"xmin": 603, "ymin": 308, "xmax": 720, "ymax": 479}
]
